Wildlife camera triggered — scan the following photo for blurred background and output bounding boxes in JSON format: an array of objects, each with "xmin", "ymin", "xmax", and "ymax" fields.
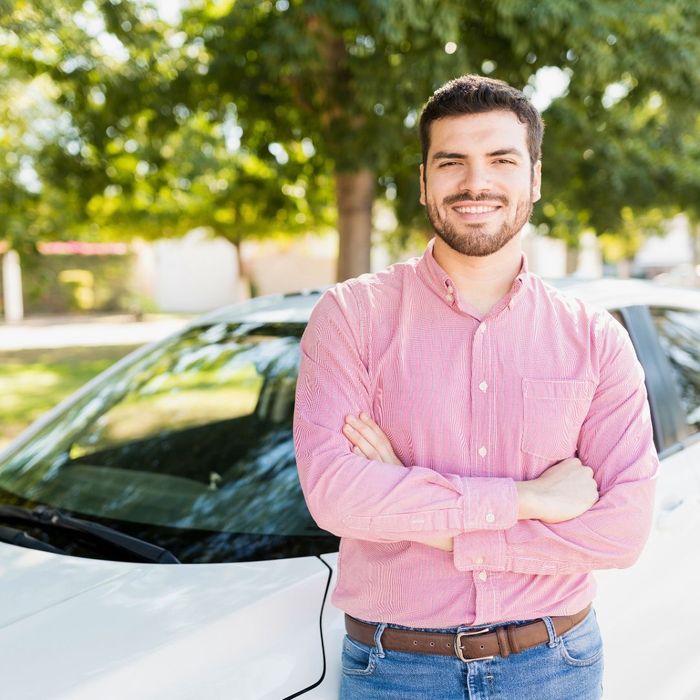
[{"xmin": 2, "ymin": 0, "xmax": 700, "ymax": 448}]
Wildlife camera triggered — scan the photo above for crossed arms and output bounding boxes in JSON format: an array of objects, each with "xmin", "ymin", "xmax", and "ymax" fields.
[{"xmin": 292, "ymin": 288, "xmax": 659, "ymax": 576}]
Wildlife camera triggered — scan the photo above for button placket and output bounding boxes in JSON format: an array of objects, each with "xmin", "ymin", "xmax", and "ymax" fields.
[{"xmin": 471, "ymin": 319, "xmax": 492, "ymax": 477}]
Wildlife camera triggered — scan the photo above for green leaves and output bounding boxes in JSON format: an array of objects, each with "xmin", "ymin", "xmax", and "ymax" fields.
[{"xmin": 3, "ymin": 0, "xmax": 700, "ymax": 265}]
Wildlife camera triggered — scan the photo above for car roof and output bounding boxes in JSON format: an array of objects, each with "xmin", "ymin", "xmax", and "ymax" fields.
[
  {"xmin": 544, "ymin": 276, "xmax": 700, "ymax": 310},
  {"xmin": 191, "ymin": 276, "xmax": 700, "ymax": 328}
]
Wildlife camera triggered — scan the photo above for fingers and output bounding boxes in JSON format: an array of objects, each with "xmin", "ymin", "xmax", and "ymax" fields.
[
  {"xmin": 343, "ymin": 413, "xmax": 388, "ymax": 458},
  {"xmin": 346, "ymin": 413, "xmax": 382, "ymax": 445},
  {"xmin": 342, "ymin": 413, "xmax": 404, "ymax": 466},
  {"xmin": 343, "ymin": 420, "xmax": 381, "ymax": 460},
  {"xmin": 357, "ymin": 412, "xmax": 385, "ymax": 441}
]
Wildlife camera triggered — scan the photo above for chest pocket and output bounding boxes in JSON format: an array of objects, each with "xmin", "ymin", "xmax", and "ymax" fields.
[{"xmin": 521, "ymin": 378, "xmax": 596, "ymax": 460}]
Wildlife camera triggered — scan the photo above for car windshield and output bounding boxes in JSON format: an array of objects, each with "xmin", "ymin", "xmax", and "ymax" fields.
[{"xmin": 0, "ymin": 320, "xmax": 337, "ymax": 563}]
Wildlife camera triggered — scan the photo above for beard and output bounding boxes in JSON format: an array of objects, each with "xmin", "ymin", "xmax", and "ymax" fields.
[{"xmin": 426, "ymin": 191, "xmax": 534, "ymax": 257}]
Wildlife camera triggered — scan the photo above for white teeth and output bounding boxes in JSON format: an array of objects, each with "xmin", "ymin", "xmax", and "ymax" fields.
[{"xmin": 454, "ymin": 205, "xmax": 498, "ymax": 214}]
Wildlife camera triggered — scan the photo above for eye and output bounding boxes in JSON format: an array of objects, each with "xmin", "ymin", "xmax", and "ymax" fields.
[
  {"xmin": 438, "ymin": 161, "xmax": 459, "ymax": 168},
  {"xmin": 495, "ymin": 158, "xmax": 517, "ymax": 165}
]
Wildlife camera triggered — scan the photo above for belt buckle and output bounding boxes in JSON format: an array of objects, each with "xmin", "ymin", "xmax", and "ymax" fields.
[{"xmin": 454, "ymin": 627, "xmax": 494, "ymax": 663}]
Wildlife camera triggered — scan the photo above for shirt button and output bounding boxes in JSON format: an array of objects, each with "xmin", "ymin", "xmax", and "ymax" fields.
[
  {"xmin": 478, "ymin": 446, "xmax": 487, "ymax": 458},
  {"xmin": 478, "ymin": 571, "xmax": 487, "ymax": 582},
  {"xmin": 479, "ymin": 324, "xmax": 487, "ymax": 333},
  {"xmin": 485, "ymin": 512, "xmax": 495, "ymax": 523},
  {"xmin": 445, "ymin": 293, "xmax": 454, "ymax": 303},
  {"xmin": 479, "ymin": 381, "xmax": 488, "ymax": 392},
  {"xmin": 475, "ymin": 556, "xmax": 484, "ymax": 565}
]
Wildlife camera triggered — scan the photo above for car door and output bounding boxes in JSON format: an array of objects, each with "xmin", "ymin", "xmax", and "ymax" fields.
[{"xmin": 594, "ymin": 305, "xmax": 700, "ymax": 700}]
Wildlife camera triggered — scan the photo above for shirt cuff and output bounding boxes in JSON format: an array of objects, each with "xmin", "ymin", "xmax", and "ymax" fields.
[
  {"xmin": 453, "ymin": 530, "xmax": 507, "ymax": 571},
  {"xmin": 462, "ymin": 477, "xmax": 519, "ymax": 531}
]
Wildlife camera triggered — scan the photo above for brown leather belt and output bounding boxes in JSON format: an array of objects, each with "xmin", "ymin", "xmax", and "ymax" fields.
[{"xmin": 345, "ymin": 605, "xmax": 591, "ymax": 662}]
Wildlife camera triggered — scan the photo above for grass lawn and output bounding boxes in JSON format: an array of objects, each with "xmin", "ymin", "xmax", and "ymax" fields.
[{"xmin": 0, "ymin": 345, "xmax": 138, "ymax": 451}]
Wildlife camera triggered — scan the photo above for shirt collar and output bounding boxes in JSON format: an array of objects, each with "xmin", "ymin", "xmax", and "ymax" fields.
[{"xmin": 416, "ymin": 237, "xmax": 530, "ymax": 317}]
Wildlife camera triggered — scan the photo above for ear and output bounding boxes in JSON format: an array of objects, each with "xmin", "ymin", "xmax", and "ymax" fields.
[
  {"xmin": 419, "ymin": 164, "xmax": 426, "ymax": 206},
  {"xmin": 531, "ymin": 160, "xmax": 542, "ymax": 203}
]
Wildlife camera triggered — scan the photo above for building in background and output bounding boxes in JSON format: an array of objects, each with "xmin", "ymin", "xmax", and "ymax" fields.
[
  {"xmin": 633, "ymin": 214, "xmax": 698, "ymax": 285},
  {"xmin": 3, "ymin": 217, "xmax": 698, "ymax": 322}
]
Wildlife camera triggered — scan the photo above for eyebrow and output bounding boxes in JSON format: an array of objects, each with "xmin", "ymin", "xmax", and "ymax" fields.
[
  {"xmin": 432, "ymin": 151, "xmax": 467, "ymax": 161},
  {"xmin": 431, "ymin": 147, "xmax": 525, "ymax": 161},
  {"xmin": 488, "ymin": 148, "xmax": 525, "ymax": 158}
]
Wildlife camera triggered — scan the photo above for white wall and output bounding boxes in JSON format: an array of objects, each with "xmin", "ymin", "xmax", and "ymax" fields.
[
  {"xmin": 243, "ymin": 234, "xmax": 336, "ymax": 296},
  {"xmin": 152, "ymin": 230, "xmax": 239, "ymax": 312},
  {"xmin": 522, "ymin": 228, "xmax": 569, "ymax": 278},
  {"xmin": 635, "ymin": 214, "xmax": 693, "ymax": 268},
  {"xmin": 2, "ymin": 250, "xmax": 24, "ymax": 323}
]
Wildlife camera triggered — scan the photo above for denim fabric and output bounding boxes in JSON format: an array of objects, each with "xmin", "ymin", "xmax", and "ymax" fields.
[{"xmin": 340, "ymin": 607, "xmax": 604, "ymax": 699}]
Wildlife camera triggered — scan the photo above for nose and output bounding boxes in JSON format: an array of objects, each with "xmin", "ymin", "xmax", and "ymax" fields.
[{"xmin": 457, "ymin": 164, "xmax": 492, "ymax": 195}]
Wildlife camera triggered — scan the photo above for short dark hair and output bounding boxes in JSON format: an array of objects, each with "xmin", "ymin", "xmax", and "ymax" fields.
[{"xmin": 419, "ymin": 75, "xmax": 544, "ymax": 169}]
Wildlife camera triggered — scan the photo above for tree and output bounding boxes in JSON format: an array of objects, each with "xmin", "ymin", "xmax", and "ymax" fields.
[
  {"xmin": 189, "ymin": 0, "xmax": 700, "ymax": 279},
  {"xmin": 0, "ymin": 0, "xmax": 334, "ymax": 286},
  {"xmin": 4, "ymin": 1, "xmax": 700, "ymax": 283}
]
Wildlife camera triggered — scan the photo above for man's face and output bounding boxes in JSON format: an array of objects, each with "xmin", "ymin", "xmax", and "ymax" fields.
[{"xmin": 419, "ymin": 110, "xmax": 541, "ymax": 257}]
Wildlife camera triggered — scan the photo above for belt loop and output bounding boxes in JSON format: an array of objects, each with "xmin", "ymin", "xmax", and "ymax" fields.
[
  {"xmin": 541, "ymin": 616, "xmax": 559, "ymax": 648},
  {"xmin": 506, "ymin": 624, "xmax": 520, "ymax": 655},
  {"xmin": 373, "ymin": 622, "xmax": 388, "ymax": 658},
  {"xmin": 495, "ymin": 626, "xmax": 511, "ymax": 658}
]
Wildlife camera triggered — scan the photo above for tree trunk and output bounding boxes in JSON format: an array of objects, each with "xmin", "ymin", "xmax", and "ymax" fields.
[
  {"xmin": 231, "ymin": 239, "xmax": 252, "ymax": 300},
  {"xmin": 335, "ymin": 169, "xmax": 375, "ymax": 282}
]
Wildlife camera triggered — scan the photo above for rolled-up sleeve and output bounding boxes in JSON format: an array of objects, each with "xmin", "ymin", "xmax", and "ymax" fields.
[{"xmin": 293, "ymin": 284, "xmax": 519, "ymax": 543}]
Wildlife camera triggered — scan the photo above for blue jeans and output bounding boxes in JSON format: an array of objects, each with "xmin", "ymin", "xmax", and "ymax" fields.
[{"xmin": 340, "ymin": 607, "xmax": 604, "ymax": 699}]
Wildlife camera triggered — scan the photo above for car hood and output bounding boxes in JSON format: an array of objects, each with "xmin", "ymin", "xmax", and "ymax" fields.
[{"xmin": 0, "ymin": 543, "xmax": 332, "ymax": 700}]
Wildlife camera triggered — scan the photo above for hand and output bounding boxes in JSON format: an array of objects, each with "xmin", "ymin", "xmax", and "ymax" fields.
[
  {"xmin": 342, "ymin": 413, "xmax": 454, "ymax": 552},
  {"xmin": 516, "ymin": 458, "xmax": 599, "ymax": 523},
  {"xmin": 342, "ymin": 413, "xmax": 403, "ymax": 466}
]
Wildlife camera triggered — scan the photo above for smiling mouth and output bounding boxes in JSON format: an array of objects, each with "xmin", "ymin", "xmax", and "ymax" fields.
[{"xmin": 452, "ymin": 205, "xmax": 500, "ymax": 214}]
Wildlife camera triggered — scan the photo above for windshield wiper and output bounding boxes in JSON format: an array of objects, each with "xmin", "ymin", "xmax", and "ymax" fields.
[
  {"xmin": 0, "ymin": 505, "xmax": 180, "ymax": 564},
  {"xmin": 0, "ymin": 524, "xmax": 65, "ymax": 555}
]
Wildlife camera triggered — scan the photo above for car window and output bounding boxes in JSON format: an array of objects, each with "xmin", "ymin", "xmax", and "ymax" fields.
[
  {"xmin": 650, "ymin": 307, "xmax": 700, "ymax": 435},
  {"xmin": 0, "ymin": 321, "xmax": 337, "ymax": 563}
]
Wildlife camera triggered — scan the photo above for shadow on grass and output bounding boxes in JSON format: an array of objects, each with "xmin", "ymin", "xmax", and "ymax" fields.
[{"xmin": 0, "ymin": 345, "xmax": 139, "ymax": 449}]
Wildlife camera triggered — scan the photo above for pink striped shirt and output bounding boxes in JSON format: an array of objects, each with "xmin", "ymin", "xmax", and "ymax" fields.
[{"xmin": 293, "ymin": 237, "xmax": 658, "ymax": 627}]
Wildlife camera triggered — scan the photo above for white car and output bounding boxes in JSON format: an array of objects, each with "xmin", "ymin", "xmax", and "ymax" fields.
[{"xmin": 0, "ymin": 278, "xmax": 698, "ymax": 700}]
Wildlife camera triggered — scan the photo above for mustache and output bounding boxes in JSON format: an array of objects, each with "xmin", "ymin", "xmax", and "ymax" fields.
[{"xmin": 442, "ymin": 192, "xmax": 509, "ymax": 206}]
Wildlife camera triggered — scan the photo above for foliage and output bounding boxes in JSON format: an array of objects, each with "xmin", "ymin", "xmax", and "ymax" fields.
[
  {"xmin": 19, "ymin": 253, "xmax": 135, "ymax": 313},
  {"xmin": 3, "ymin": 0, "xmax": 700, "ymax": 264},
  {"xmin": 1, "ymin": 0, "xmax": 335, "ymax": 254}
]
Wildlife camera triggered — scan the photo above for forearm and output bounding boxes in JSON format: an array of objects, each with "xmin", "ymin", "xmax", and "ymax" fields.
[
  {"xmin": 453, "ymin": 316, "xmax": 660, "ymax": 574},
  {"xmin": 453, "ymin": 476, "xmax": 657, "ymax": 574},
  {"xmin": 294, "ymin": 409, "xmax": 519, "ymax": 543}
]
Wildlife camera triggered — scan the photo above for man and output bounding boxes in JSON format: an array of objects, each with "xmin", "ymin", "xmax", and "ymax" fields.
[{"xmin": 293, "ymin": 75, "xmax": 658, "ymax": 699}]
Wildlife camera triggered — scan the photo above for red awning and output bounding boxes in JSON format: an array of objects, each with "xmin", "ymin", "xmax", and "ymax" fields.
[{"xmin": 0, "ymin": 241, "xmax": 129, "ymax": 256}]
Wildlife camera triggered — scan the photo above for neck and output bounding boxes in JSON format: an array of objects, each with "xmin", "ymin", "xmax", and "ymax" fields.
[{"xmin": 432, "ymin": 234, "xmax": 524, "ymax": 312}]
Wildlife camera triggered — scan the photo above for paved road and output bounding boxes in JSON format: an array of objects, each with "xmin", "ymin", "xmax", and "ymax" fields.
[{"xmin": 0, "ymin": 314, "xmax": 194, "ymax": 352}]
